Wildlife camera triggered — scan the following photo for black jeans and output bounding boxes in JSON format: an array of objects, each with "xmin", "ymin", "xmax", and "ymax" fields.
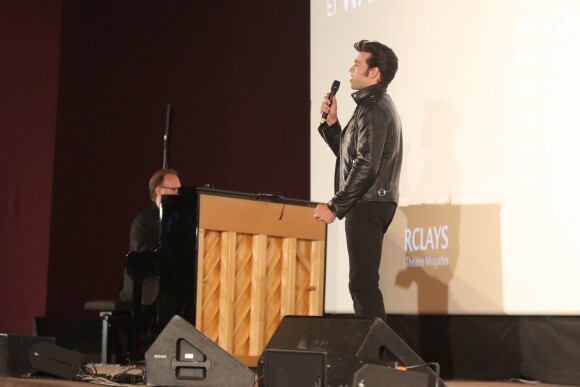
[{"xmin": 345, "ymin": 201, "xmax": 397, "ymax": 320}]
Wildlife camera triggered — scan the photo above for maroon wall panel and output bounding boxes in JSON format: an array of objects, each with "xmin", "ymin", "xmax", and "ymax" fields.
[{"xmin": 0, "ymin": 0, "xmax": 62, "ymax": 334}]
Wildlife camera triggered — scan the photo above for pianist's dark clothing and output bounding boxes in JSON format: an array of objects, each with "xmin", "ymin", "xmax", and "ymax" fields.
[{"xmin": 119, "ymin": 205, "xmax": 160, "ymax": 305}]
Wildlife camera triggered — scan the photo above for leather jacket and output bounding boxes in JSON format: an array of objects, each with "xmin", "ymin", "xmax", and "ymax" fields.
[{"xmin": 319, "ymin": 83, "xmax": 402, "ymax": 219}]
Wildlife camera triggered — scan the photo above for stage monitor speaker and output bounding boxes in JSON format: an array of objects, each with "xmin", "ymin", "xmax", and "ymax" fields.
[
  {"xmin": 0, "ymin": 334, "xmax": 55, "ymax": 377},
  {"xmin": 258, "ymin": 316, "xmax": 446, "ymax": 387},
  {"xmin": 28, "ymin": 341, "xmax": 85, "ymax": 380},
  {"xmin": 145, "ymin": 315, "xmax": 255, "ymax": 387}
]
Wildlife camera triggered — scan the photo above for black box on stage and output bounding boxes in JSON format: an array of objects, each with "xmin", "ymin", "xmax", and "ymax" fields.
[
  {"xmin": 145, "ymin": 315, "xmax": 255, "ymax": 387},
  {"xmin": 259, "ymin": 316, "xmax": 445, "ymax": 387},
  {"xmin": 0, "ymin": 334, "xmax": 55, "ymax": 377},
  {"xmin": 28, "ymin": 341, "xmax": 85, "ymax": 380}
]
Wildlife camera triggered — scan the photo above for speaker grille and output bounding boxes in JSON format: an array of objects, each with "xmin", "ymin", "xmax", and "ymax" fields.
[{"xmin": 264, "ymin": 349, "xmax": 325, "ymax": 387}]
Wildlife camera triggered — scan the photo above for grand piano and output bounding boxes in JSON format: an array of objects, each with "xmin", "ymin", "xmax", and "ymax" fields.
[{"xmin": 150, "ymin": 187, "xmax": 327, "ymax": 365}]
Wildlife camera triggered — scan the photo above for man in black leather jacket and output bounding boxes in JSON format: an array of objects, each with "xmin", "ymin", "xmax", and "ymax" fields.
[{"xmin": 314, "ymin": 40, "xmax": 402, "ymax": 320}]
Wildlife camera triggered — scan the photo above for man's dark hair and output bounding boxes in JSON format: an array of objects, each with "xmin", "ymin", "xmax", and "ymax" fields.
[
  {"xmin": 354, "ymin": 40, "xmax": 398, "ymax": 87},
  {"xmin": 148, "ymin": 168, "xmax": 179, "ymax": 201}
]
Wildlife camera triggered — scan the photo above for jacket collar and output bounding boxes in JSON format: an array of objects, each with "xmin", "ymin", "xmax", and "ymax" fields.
[{"xmin": 351, "ymin": 83, "xmax": 386, "ymax": 105}]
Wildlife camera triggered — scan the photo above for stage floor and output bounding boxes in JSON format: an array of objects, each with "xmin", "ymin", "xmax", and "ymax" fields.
[
  {"xmin": 0, "ymin": 376, "xmax": 575, "ymax": 387},
  {"xmin": 447, "ymin": 382, "xmax": 572, "ymax": 387},
  {"xmin": 0, "ymin": 364, "xmax": 575, "ymax": 387}
]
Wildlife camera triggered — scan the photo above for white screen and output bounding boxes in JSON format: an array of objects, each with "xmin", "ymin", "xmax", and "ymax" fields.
[{"xmin": 311, "ymin": 0, "xmax": 580, "ymax": 315}]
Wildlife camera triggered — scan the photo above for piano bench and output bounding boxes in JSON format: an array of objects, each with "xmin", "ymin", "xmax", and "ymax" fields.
[{"xmin": 84, "ymin": 300, "xmax": 131, "ymax": 364}]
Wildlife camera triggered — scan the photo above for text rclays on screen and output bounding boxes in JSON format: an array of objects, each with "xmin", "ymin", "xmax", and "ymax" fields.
[{"xmin": 404, "ymin": 225, "xmax": 450, "ymax": 269}]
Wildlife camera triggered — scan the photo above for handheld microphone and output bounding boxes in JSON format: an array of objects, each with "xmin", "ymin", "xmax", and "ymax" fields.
[{"xmin": 320, "ymin": 80, "xmax": 340, "ymax": 124}]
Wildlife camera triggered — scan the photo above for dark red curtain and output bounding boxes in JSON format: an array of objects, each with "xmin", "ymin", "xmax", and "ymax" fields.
[{"xmin": 0, "ymin": 0, "xmax": 63, "ymax": 334}]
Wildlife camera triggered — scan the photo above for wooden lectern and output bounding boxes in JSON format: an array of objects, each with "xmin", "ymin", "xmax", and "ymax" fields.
[{"xmin": 171, "ymin": 189, "xmax": 327, "ymax": 366}]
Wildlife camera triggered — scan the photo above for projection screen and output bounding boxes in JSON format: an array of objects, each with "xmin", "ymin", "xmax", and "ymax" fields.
[{"xmin": 310, "ymin": 0, "xmax": 580, "ymax": 315}]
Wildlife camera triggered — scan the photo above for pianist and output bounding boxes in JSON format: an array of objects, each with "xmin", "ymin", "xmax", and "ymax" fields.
[{"xmin": 119, "ymin": 169, "xmax": 181, "ymax": 309}]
